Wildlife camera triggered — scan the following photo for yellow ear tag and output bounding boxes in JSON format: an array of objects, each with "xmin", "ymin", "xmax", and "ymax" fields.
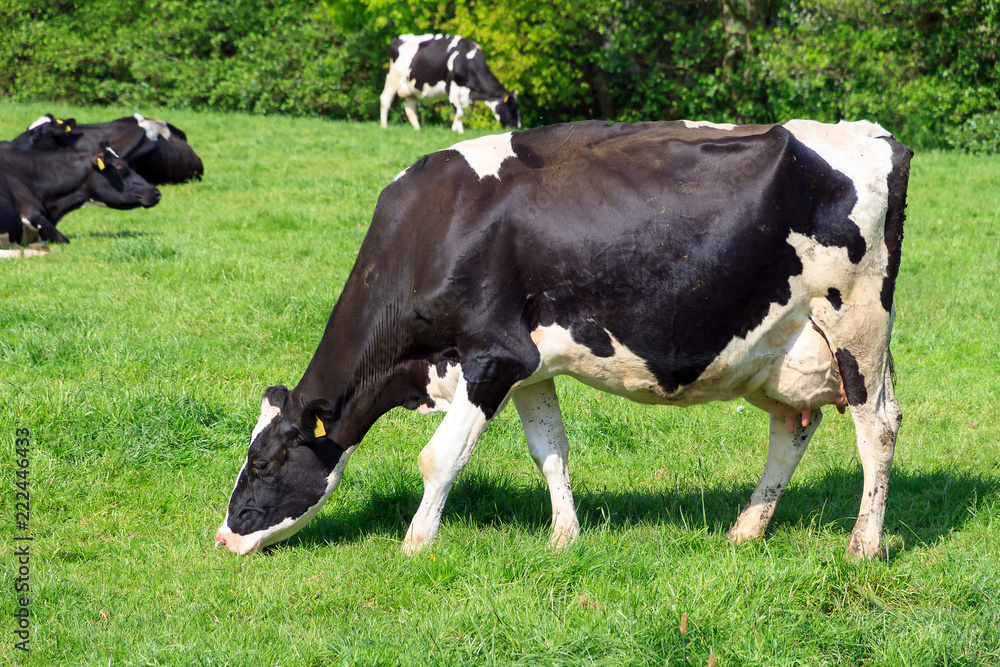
[
  {"xmin": 56, "ymin": 118, "xmax": 64, "ymax": 124},
  {"xmin": 65, "ymin": 125, "xmax": 72, "ymax": 132},
  {"xmin": 503, "ymin": 95, "xmax": 509, "ymax": 103},
  {"xmin": 314, "ymin": 417, "xmax": 326, "ymax": 438},
  {"xmin": 97, "ymin": 157, "xmax": 105, "ymax": 170}
]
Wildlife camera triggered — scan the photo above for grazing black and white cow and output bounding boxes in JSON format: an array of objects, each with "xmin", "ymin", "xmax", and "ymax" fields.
[
  {"xmin": 12, "ymin": 113, "xmax": 204, "ymax": 184},
  {"xmin": 0, "ymin": 141, "xmax": 160, "ymax": 248},
  {"xmin": 217, "ymin": 119, "xmax": 912, "ymax": 560},
  {"xmin": 379, "ymin": 33, "xmax": 520, "ymax": 133}
]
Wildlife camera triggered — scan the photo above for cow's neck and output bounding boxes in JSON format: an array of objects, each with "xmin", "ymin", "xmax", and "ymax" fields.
[
  {"xmin": 43, "ymin": 184, "xmax": 91, "ymax": 221},
  {"xmin": 22, "ymin": 156, "xmax": 91, "ymax": 220},
  {"xmin": 292, "ymin": 281, "xmax": 416, "ymax": 449}
]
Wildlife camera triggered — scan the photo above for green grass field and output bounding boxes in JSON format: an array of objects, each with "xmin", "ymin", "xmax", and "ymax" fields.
[{"xmin": 2, "ymin": 101, "xmax": 999, "ymax": 666}]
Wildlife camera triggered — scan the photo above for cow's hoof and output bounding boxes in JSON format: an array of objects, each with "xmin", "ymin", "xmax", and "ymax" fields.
[
  {"xmin": 401, "ymin": 536, "xmax": 428, "ymax": 556},
  {"xmin": 846, "ymin": 533, "xmax": 887, "ymax": 560},
  {"xmin": 549, "ymin": 525, "xmax": 580, "ymax": 550}
]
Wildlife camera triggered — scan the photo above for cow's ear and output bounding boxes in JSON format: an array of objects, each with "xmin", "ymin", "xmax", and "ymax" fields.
[
  {"xmin": 262, "ymin": 385, "xmax": 290, "ymax": 411},
  {"xmin": 300, "ymin": 399, "xmax": 341, "ymax": 442}
]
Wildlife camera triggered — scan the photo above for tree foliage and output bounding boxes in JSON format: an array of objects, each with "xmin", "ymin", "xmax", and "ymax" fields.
[{"xmin": 1, "ymin": 0, "xmax": 997, "ymax": 148}]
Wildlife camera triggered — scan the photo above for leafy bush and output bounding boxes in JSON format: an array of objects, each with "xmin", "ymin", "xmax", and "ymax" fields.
[
  {"xmin": 945, "ymin": 112, "xmax": 1000, "ymax": 154},
  {"xmin": 1, "ymin": 0, "xmax": 997, "ymax": 146}
]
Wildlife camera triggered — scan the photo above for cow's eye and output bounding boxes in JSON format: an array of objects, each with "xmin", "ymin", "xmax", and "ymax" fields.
[{"xmin": 251, "ymin": 459, "xmax": 268, "ymax": 474}]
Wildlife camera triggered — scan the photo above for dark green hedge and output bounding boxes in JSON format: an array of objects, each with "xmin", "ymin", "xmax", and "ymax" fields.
[{"xmin": 2, "ymin": 0, "xmax": 997, "ymax": 149}]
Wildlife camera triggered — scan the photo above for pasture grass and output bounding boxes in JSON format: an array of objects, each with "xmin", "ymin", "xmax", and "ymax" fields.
[{"xmin": 2, "ymin": 101, "xmax": 999, "ymax": 665}]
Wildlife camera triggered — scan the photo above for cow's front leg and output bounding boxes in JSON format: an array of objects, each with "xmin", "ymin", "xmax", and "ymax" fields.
[
  {"xmin": 403, "ymin": 375, "xmax": 491, "ymax": 554},
  {"xmin": 24, "ymin": 213, "xmax": 69, "ymax": 244},
  {"xmin": 727, "ymin": 409, "xmax": 822, "ymax": 543},
  {"xmin": 450, "ymin": 105, "xmax": 465, "ymax": 134},
  {"xmin": 512, "ymin": 379, "xmax": 579, "ymax": 548}
]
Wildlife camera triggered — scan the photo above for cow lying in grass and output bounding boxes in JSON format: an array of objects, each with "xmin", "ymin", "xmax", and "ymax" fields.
[{"xmin": 0, "ymin": 141, "xmax": 160, "ymax": 251}]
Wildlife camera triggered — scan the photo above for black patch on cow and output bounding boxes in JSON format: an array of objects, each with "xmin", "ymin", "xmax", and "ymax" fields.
[
  {"xmin": 880, "ymin": 138, "xmax": 913, "ymax": 312},
  {"xmin": 486, "ymin": 122, "xmax": 865, "ymax": 393},
  {"xmin": 835, "ymin": 348, "xmax": 868, "ymax": 406},
  {"xmin": 406, "ymin": 38, "xmax": 453, "ymax": 91},
  {"xmin": 517, "ymin": 149, "xmax": 545, "ymax": 170},
  {"xmin": 826, "ymin": 287, "xmax": 843, "ymax": 310}
]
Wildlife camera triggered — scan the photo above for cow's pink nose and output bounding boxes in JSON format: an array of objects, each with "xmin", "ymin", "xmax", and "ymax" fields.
[
  {"xmin": 215, "ymin": 531, "xmax": 239, "ymax": 553},
  {"xmin": 215, "ymin": 531, "xmax": 260, "ymax": 555}
]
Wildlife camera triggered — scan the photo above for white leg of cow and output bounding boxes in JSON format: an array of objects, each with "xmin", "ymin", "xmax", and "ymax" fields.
[
  {"xmin": 847, "ymin": 365, "xmax": 901, "ymax": 559},
  {"xmin": 403, "ymin": 98, "xmax": 421, "ymax": 131},
  {"xmin": 450, "ymin": 104, "xmax": 465, "ymax": 134},
  {"xmin": 379, "ymin": 72, "xmax": 400, "ymax": 129},
  {"xmin": 403, "ymin": 376, "xmax": 490, "ymax": 554},
  {"xmin": 512, "ymin": 379, "xmax": 580, "ymax": 548},
  {"xmin": 727, "ymin": 409, "xmax": 822, "ymax": 543}
]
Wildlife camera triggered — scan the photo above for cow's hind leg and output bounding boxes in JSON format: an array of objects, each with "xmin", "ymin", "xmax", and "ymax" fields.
[
  {"xmin": 728, "ymin": 409, "xmax": 822, "ymax": 543},
  {"xmin": 379, "ymin": 72, "xmax": 400, "ymax": 128},
  {"xmin": 403, "ymin": 375, "xmax": 491, "ymax": 554},
  {"xmin": 846, "ymin": 361, "xmax": 901, "ymax": 559},
  {"xmin": 403, "ymin": 98, "xmax": 421, "ymax": 131},
  {"xmin": 512, "ymin": 379, "xmax": 580, "ymax": 548}
]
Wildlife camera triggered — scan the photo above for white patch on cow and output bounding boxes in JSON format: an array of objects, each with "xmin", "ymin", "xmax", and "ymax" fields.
[
  {"xmin": 448, "ymin": 132, "xmax": 515, "ymax": 180},
  {"xmin": 218, "ymin": 446, "xmax": 357, "ymax": 555},
  {"xmin": 447, "ymin": 50, "xmax": 459, "ymax": 72},
  {"xmin": 448, "ymin": 35, "xmax": 462, "ymax": 51},
  {"xmin": 449, "ymin": 84, "xmax": 472, "ymax": 112},
  {"xmin": 682, "ymin": 120, "xmax": 737, "ymax": 130},
  {"xmin": 418, "ymin": 362, "xmax": 462, "ymax": 414},
  {"xmin": 484, "ymin": 100, "xmax": 501, "ymax": 122},
  {"xmin": 526, "ymin": 324, "xmax": 671, "ymax": 403},
  {"xmin": 134, "ymin": 113, "xmax": 170, "ymax": 141},
  {"xmin": 402, "ymin": 78, "xmax": 447, "ymax": 100},
  {"xmin": 27, "ymin": 115, "xmax": 52, "ymax": 130},
  {"xmin": 392, "ymin": 34, "xmax": 436, "ymax": 80},
  {"xmin": 783, "ymin": 120, "xmax": 893, "ymax": 250},
  {"xmin": 21, "ymin": 217, "xmax": 38, "ymax": 231},
  {"xmin": 250, "ymin": 395, "xmax": 282, "ymax": 443},
  {"xmin": 392, "ymin": 167, "xmax": 409, "ymax": 182},
  {"xmin": 466, "ymin": 47, "xmax": 479, "ymax": 60}
]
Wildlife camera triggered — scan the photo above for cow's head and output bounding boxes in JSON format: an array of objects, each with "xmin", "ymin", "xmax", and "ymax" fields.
[
  {"xmin": 25, "ymin": 114, "xmax": 79, "ymax": 149},
  {"xmin": 215, "ymin": 386, "xmax": 353, "ymax": 555},
  {"xmin": 87, "ymin": 143, "xmax": 161, "ymax": 209},
  {"xmin": 489, "ymin": 91, "xmax": 520, "ymax": 129}
]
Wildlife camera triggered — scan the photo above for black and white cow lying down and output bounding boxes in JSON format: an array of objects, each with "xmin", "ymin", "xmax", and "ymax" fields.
[
  {"xmin": 12, "ymin": 113, "xmax": 204, "ymax": 185},
  {"xmin": 217, "ymin": 119, "xmax": 912, "ymax": 560},
  {"xmin": 1, "ymin": 142, "xmax": 160, "ymax": 255},
  {"xmin": 380, "ymin": 33, "xmax": 520, "ymax": 133}
]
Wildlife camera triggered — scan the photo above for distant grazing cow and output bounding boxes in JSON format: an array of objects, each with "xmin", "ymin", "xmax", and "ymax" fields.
[
  {"xmin": 216, "ymin": 119, "xmax": 912, "ymax": 560},
  {"xmin": 12, "ymin": 113, "xmax": 204, "ymax": 184},
  {"xmin": 0, "ymin": 142, "xmax": 160, "ymax": 248},
  {"xmin": 380, "ymin": 33, "xmax": 520, "ymax": 133}
]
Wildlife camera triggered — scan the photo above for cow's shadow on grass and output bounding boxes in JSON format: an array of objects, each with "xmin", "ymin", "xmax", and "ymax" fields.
[{"xmin": 289, "ymin": 467, "xmax": 998, "ymax": 555}]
